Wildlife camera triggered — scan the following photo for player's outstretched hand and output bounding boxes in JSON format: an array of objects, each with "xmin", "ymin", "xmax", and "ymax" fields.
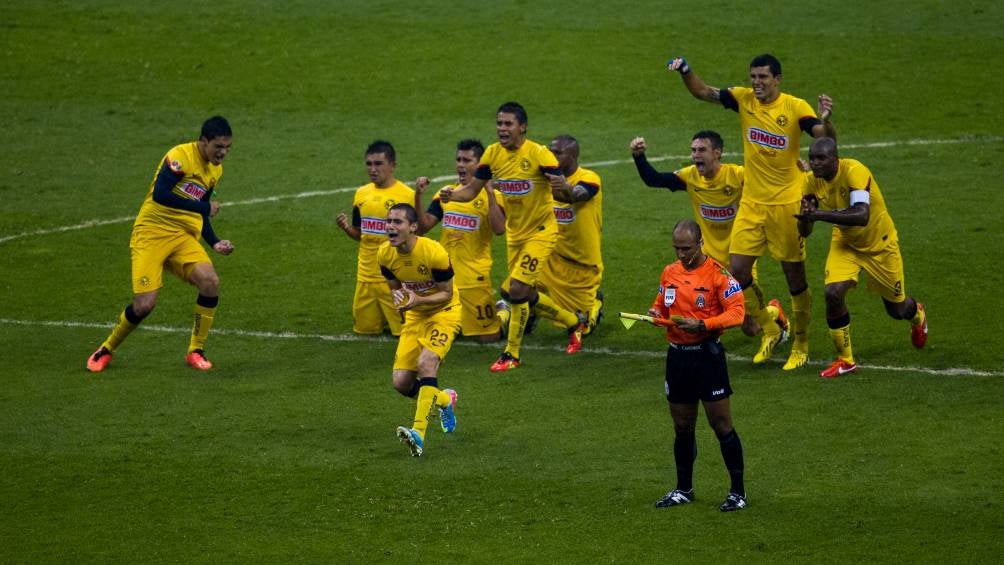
[
  {"xmin": 817, "ymin": 94, "xmax": 834, "ymax": 122},
  {"xmin": 630, "ymin": 137, "xmax": 647, "ymax": 155},
  {"xmin": 213, "ymin": 240, "xmax": 234, "ymax": 255},
  {"xmin": 415, "ymin": 176, "xmax": 430, "ymax": 194},
  {"xmin": 666, "ymin": 57, "xmax": 690, "ymax": 74}
]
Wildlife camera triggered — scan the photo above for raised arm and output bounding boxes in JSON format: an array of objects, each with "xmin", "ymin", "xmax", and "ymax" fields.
[
  {"xmin": 667, "ymin": 57, "xmax": 724, "ymax": 104},
  {"xmin": 336, "ymin": 207, "xmax": 362, "ymax": 241},
  {"xmin": 439, "ymin": 177, "xmax": 487, "ymax": 204},
  {"xmin": 413, "ymin": 176, "xmax": 441, "ymax": 235},
  {"xmin": 630, "ymin": 137, "xmax": 686, "ymax": 191},
  {"xmin": 811, "ymin": 95, "xmax": 837, "ymax": 141},
  {"xmin": 485, "ymin": 184, "xmax": 506, "ymax": 235}
]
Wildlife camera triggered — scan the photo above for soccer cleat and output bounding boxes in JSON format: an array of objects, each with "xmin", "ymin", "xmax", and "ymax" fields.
[
  {"xmin": 490, "ymin": 352, "xmax": 521, "ymax": 373},
  {"xmin": 439, "ymin": 388, "xmax": 458, "ymax": 433},
  {"xmin": 768, "ymin": 298, "xmax": 790, "ymax": 343},
  {"xmin": 911, "ymin": 302, "xmax": 928, "ymax": 349},
  {"xmin": 566, "ymin": 311, "xmax": 589, "ymax": 354},
  {"xmin": 397, "ymin": 426, "xmax": 423, "ymax": 457},
  {"xmin": 186, "ymin": 349, "xmax": 213, "ymax": 371},
  {"xmin": 86, "ymin": 347, "xmax": 112, "ymax": 373},
  {"xmin": 782, "ymin": 350, "xmax": 809, "ymax": 371},
  {"xmin": 820, "ymin": 358, "xmax": 857, "ymax": 378},
  {"xmin": 719, "ymin": 492, "xmax": 748, "ymax": 512},
  {"xmin": 752, "ymin": 300, "xmax": 788, "ymax": 364},
  {"xmin": 655, "ymin": 488, "xmax": 695, "ymax": 508}
]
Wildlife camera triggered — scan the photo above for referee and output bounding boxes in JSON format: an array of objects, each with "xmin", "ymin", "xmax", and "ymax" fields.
[{"xmin": 650, "ymin": 220, "xmax": 748, "ymax": 512}]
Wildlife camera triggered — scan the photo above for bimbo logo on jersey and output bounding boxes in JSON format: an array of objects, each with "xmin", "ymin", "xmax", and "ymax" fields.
[
  {"xmin": 553, "ymin": 206, "xmax": 575, "ymax": 225},
  {"xmin": 699, "ymin": 204, "xmax": 737, "ymax": 222},
  {"xmin": 360, "ymin": 216, "xmax": 387, "ymax": 236},
  {"xmin": 179, "ymin": 182, "xmax": 207, "ymax": 200},
  {"xmin": 403, "ymin": 280, "xmax": 437, "ymax": 293},
  {"xmin": 443, "ymin": 212, "xmax": 480, "ymax": 232},
  {"xmin": 747, "ymin": 127, "xmax": 787, "ymax": 150},
  {"xmin": 495, "ymin": 178, "xmax": 532, "ymax": 196}
]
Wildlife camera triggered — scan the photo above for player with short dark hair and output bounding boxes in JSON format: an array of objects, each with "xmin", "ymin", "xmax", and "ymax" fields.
[
  {"xmin": 649, "ymin": 219, "xmax": 748, "ymax": 512},
  {"xmin": 667, "ymin": 53, "xmax": 837, "ymax": 371},
  {"xmin": 440, "ymin": 102, "xmax": 588, "ymax": 372},
  {"xmin": 379, "ymin": 203, "xmax": 460, "ymax": 457},
  {"xmin": 414, "ymin": 139, "xmax": 506, "ymax": 343},
  {"xmin": 796, "ymin": 138, "xmax": 928, "ymax": 378},
  {"xmin": 337, "ymin": 141, "xmax": 415, "ymax": 336},
  {"xmin": 630, "ymin": 132, "xmax": 791, "ymax": 354},
  {"xmin": 86, "ymin": 115, "xmax": 235, "ymax": 372}
]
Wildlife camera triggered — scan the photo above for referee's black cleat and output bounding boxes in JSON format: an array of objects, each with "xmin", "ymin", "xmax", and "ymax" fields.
[
  {"xmin": 719, "ymin": 492, "xmax": 747, "ymax": 512},
  {"xmin": 655, "ymin": 488, "xmax": 694, "ymax": 508}
]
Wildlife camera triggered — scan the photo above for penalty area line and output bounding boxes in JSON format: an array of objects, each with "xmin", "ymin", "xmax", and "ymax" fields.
[{"xmin": 2, "ymin": 317, "xmax": 998, "ymax": 378}]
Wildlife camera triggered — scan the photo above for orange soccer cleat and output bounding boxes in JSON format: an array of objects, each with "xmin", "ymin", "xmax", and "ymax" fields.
[
  {"xmin": 490, "ymin": 352, "xmax": 520, "ymax": 373},
  {"xmin": 566, "ymin": 312, "xmax": 589, "ymax": 354},
  {"xmin": 820, "ymin": 358, "xmax": 857, "ymax": 378},
  {"xmin": 186, "ymin": 350, "xmax": 213, "ymax": 371},
  {"xmin": 86, "ymin": 347, "xmax": 113, "ymax": 373},
  {"xmin": 911, "ymin": 303, "xmax": 928, "ymax": 349}
]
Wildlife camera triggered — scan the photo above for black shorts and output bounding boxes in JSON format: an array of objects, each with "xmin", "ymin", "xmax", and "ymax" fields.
[{"xmin": 664, "ymin": 339, "xmax": 732, "ymax": 404}]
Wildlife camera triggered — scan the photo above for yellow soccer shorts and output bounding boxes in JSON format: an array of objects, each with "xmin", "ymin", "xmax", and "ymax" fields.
[
  {"xmin": 824, "ymin": 238, "xmax": 907, "ymax": 303},
  {"xmin": 729, "ymin": 200, "xmax": 806, "ymax": 263},
  {"xmin": 352, "ymin": 281, "xmax": 404, "ymax": 336},
  {"xmin": 130, "ymin": 228, "xmax": 211, "ymax": 294},
  {"xmin": 503, "ymin": 230, "xmax": 558, "ymax": 290},
  {"xmin": 538, "ymin": 253, "xmax": 602, "ymax": 318},
  {"xmin": 457, "ymin": 285, "xmax": 501, "ymax": 337},
  {"xmin": 392, "ymin": 304, "xmax": 462, "ymax": 372}
]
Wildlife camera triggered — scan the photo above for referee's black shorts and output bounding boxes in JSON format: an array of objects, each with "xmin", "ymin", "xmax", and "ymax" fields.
[{"xmin": 664, "ymin": 339, "xmax": 732, "ymax": 404}]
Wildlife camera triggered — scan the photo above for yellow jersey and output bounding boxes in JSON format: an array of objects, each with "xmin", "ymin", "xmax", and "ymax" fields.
[
  {"xmin": 552, "ymin": 166, "xmax": 603, "ymax": 270},
  {"xmin": 675, "ymin": 164, "xmax": 744, "ymax": 265},
  {"xmin": 377, "ymin": 236, "xmax": 461, "ymax": 315},
  {"xmin": 727, "ymin": 87, "xmax": 817, "ymax": 205},
  {"xmin": 432, "ymin": 186, "xmax": 504, "ymax": 289},
  {"xmin": 475, "ymin": 139, "xmax": 560, "ymax": 243},
  {"xmin": 134, "ymin": 142, "xmax": 221, "ymax": 237},
  {"xmin": 802, "ymin": 158, "xmax": 898, "ymax": 253},
  {"xmin": 352, "ymin": 180, "xmax": 415, "ymax": 282}
]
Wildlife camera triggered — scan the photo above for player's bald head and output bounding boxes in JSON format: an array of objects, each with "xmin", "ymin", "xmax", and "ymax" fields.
[{"xmin": 810, "ymin": 137, "xmax": 838, "ymax": 158}]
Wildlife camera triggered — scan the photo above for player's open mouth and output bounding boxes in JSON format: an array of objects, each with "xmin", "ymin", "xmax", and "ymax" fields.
[{"xmin": 457, "ymin": 170, "xmax": 467, "ymax": 182}]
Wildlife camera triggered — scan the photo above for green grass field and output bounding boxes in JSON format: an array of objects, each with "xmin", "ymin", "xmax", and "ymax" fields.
[{"xmin": 3, "ymin": 1, "xmax": 1003, "ymax": 562}]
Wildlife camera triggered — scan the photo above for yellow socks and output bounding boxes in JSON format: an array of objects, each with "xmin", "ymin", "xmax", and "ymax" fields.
[
  {"xmin": 413, "ymin": 380, "xmax": 450, "ymax": 440},
  {"xmin": 188, "ymin": 295, "xmax": 218, "ymax": 353},
  {"xmin": 102, "ymin": 307, "xmax": 140, "ymax": 352},
  {"xmin": 790, "ymin": 290, "xmax": 812, "ymax": 352},
  {"xmin": 532, "ymin": 291, "xmax": 578, "ymax": 328},
  {"xmin": 828, "ymin": 324, "xmax": 854, "ymax": 363},
  {"xmin": 505, "ymin": 300, "xmax": 530, "ymax": 358}
]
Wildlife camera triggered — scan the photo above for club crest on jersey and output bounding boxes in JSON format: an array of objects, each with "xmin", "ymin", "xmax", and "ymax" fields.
[
  {"xmin": 723, "ymin": 279, "xmax": 742, "ymax": 299},
  {"xmin": 495, "ymin": 179, "xmax": 532, "ymax": 196},
  {"xmin": 443, "ymin": 211, "xmax": 480, "ymax": 232},
  {"xmin": 699, "ymin": 204, "xmax": 737, "ymax": 222},
  {"xmin": 695, "ymin": 294, "xmax": 706, "ymax": 308},
  {"xmin": 553, "ymin": 206, "xmax": 575, "ymax": 225},
  {"xmin": 360, "ymin": 216, "xmax": 387, "ymax": 236},
  {"xmin": 776, "ymin": 115, "xmax": 789, "ymax": 127},
  {"xmin": 664, "ymin": 287, "xmax": 676, "ymax": 307},
  {"xmin": 748, "ymin": 127, "xmax": 787, "ymax": 150},
  {"xmin": 520, "ymin": 158, "xmax": 531, "ymax": 172},
  {"xmin": 383, "ymin": 199, "xmax": 398, "ymax": 210}
]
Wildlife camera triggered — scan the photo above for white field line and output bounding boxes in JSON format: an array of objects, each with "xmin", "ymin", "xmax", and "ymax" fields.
[
  {"xmin": 2, "ymin": 135, "xmax": 1000, "ymax": 246},
  {"xmin": 3, "ymin": 317, "xmax": 998, "ymax": 378}
]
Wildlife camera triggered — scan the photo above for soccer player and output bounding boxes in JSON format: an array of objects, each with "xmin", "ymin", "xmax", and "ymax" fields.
[
  {"xmin": 795, "ymin": 137, "xmax": 928, "ymax": 378},
  {"xmin": 649, "ymin": 220, "xmax": 748, "ymax": 512},
  {"xmin": 667, "ymin": 53, "xmax": 836, "ymax": 370},
  {"xmin": 378, "ymin": 203, "xmax": 460, "ymax": 457},
  {"xmin": 440, "ymin": 102, "xmax": 588, "ymax": 372},
  {"xmin": 336, "ymin": 141, "xmax": 415, "ymax": 336},
  {"xmin": 86, "ymin": 116, "xmax": 235, "ymax": 372},
  {"xmin": 630, "ymin": 133, "xmax": 790, "ymax": 356},
  {"xmin": 414, "ymin": 139, "xmax": 506, "ymax": 343},
  {"xmin": 536, "ymin": 134, "xmax": 604, "ymax": 335}
]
